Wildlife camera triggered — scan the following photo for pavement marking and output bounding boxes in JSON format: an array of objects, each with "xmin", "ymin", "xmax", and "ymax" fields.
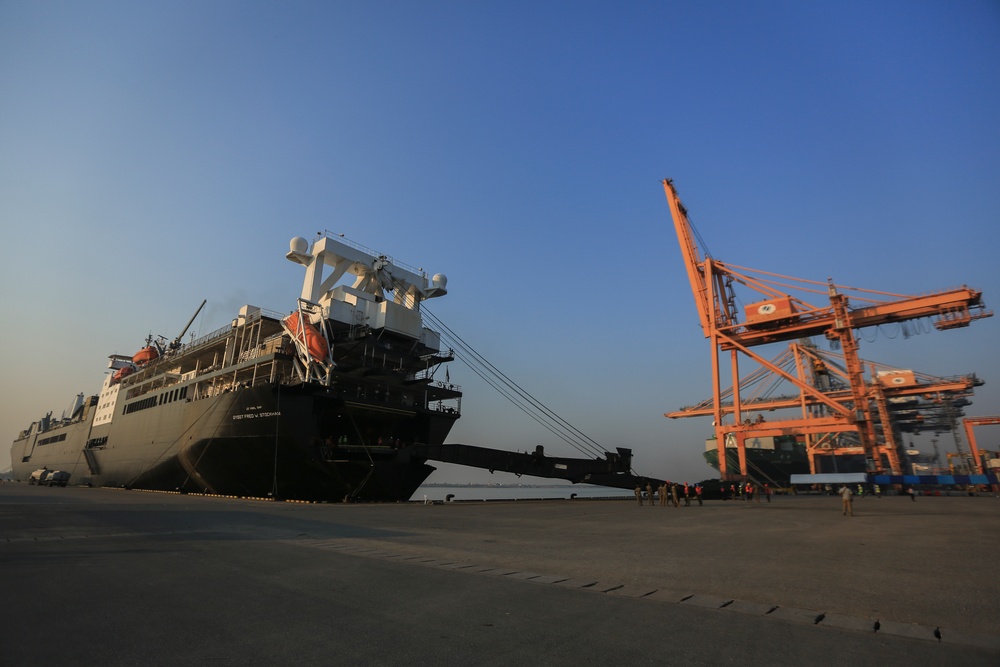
[
  {"xmin": 438, "ymin": 562, "xmax": 478, "ymax": 570},
  {"xmin": 816, "ymin": 612, "xmax": 876, "ymax": 634},
  {"xmin": 484, "ymin": 568, "xmax": 520, "ymax": 577},
  {"xmin": 876, "ymin": 619, "xmax": 941, "ymax": 642},
  {"xmin": 554, "ymin": 578, "xmax": 600, "ymax": 589},
  {"xmin": 608, "ymin": 586, "xmax": 658, "ymax": 599},
  {"xmin": 766, "ymin": 606, "xmax": 825, "ymax": 625},
  {"xmin": 589, "ymin": 582, "xmax": 624, "ymax": 593},
  {"xmin": 681, "ymin": 594, "xmax": 734, "ymax": 609},
  {"xmin": 642, "ymin": 588, "xmax": 692, "ymax": 604},
  {"xmin": 724, "ymin": 600, "xmax": 777, "ymax": 616},
  {"xmin": 282, "ymin": 537, "xmax": 1000, "ymax": 649}
]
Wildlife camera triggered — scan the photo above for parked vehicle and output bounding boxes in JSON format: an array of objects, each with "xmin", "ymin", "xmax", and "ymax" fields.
[{"xmin": 28, "ymin": 469, "xmax": 70, "ymax": 487}]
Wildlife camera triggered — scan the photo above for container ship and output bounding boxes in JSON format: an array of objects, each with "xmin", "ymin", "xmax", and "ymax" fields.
[
  {"xmin": 10, "ymin": 234, "xmax": 464, "ymax": 501},
  {"xmin": 703, "ymin": 434, "xmax": 872, "ymax": 484}
]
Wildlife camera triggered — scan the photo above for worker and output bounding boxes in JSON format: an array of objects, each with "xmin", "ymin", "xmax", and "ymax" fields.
[
  {"xmin": 695, "ymin": 484, "xmax": 703, "ymax": 506},
  {"xmin": 683, "ymin": 483, "xmax": 690, "ymax": 506},
  {"xmin": 840, "ymin": 485, "xmax": 853, "ymax": 516},
  {"xmin": 671, "ymin": 483, "xmax": 680, "ymax": 507},
  {"xmin": 634, "ymin": 484, "xmax": 643, "ymax": 506},
  {"xmin": 646, "ymin": 481, "xmax": 654, "ymax": 507},
  {"xmin": 874, "ymin": 484, "xmax": 881, "ymax": 499}
]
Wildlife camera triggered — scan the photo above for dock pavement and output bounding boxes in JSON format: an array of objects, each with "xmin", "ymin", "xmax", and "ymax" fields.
[{"xmin": 1, "ymin": 484, "xmax": 997, "ymax": 665}]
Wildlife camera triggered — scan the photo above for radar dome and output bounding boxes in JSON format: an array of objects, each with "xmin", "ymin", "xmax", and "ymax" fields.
[
  {"xmin": 289, "ymin": 237, "xmax": 308, "ymax": 255},
  {"xmin": 432, "ymin": 273, "xmax": 448, "ymax": 289}
]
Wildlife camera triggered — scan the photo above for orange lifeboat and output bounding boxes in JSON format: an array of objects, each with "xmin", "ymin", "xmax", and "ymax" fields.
[
  {"xmin": 132, "ymin": 346, "xmax": 159, "ymax": 365},
  {"xmin": 111, "ymin": 366, "xmax": 134, "ymax": 384},
  {"xmin": 283, "ymin": 311, "xmax": 328, "ymax": 362}
]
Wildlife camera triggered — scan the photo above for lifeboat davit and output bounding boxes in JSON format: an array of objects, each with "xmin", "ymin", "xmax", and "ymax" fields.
[
  {"xmin": 132, "ymin": 346, "xmax": 159, "ymax": 365},
  {"xmin": 283, "ymin": 311, "xmax": 328, "ymax": 362},
  {"xmin": 111, "ymin": 366, "xmax": 134, "ymax": 384}
]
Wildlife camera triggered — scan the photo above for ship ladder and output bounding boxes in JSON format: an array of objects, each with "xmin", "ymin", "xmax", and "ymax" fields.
[{"xmin": 83, "ymin": 448, "xmax": 100, "ymax": 475}]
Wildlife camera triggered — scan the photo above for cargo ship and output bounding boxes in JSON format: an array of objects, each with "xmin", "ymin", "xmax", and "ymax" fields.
[
  {"xmin": 703, "ymin": 434, "xmax": 873, "ymax": 483},
  {"xmin": 703, "ymin": 435, "xmax": 809, "ymax": 484},
  {"xmin": 10, "ymin": 234, "xmax": 465, "ymax": 501}
]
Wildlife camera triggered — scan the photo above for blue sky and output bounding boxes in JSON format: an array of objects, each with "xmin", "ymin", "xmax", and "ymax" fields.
[{"xmin": 2, "ymin": 1, "xmax": 998, "ymax": 483}]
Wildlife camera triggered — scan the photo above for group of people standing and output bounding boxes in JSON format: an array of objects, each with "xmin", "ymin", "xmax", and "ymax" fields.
[
  {"xmin": 634, "ymin": 481, "xmax": 702, "ymax": 507},
  {"xmin": 724, "ymin": 482, "xmax": 771, "ymax": 502}
]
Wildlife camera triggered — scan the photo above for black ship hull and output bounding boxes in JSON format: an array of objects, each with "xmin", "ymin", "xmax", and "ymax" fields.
[
  {"xmin": 703, "ymin": 443, "xmax": 868, "ymax": 483},
  {"xmin": 13, "ymin": 379, "xmax": 457, "ymax": 502},
  {"xmin": 703, "ymin": 445, "xmax": 809, "ymax": 484}
]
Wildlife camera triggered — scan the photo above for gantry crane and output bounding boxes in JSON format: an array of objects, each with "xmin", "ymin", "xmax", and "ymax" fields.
[
  {"xmin": 668, "ymin": 339, "xmax": 982, "ymax": 476},
  {"xmin": 663, "ymin": 179, "xmax": 992, "ymax": 479},
  {"xmin": 961, "ymin": 416, "xmax": 1000, "ymax": 475}
]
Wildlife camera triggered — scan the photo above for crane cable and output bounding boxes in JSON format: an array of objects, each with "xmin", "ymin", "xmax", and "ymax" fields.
[{"xmin": 419, "ymin": 304, "xmax": 609, "ymax": 461}]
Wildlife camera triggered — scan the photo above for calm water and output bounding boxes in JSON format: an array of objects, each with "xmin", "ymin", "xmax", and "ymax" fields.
[{"xmin": 410, "ymin": 485, "xmax": 632, "ymax": 502}]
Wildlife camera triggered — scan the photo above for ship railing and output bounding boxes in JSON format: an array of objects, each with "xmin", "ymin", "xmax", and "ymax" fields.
[
  {"xmin": 182, "ymin": 308, "xmax": 285, "ymax": 352},
  {"xmin": 428, "ymin": 380, "xmax": 462, "ymax": 392},
  {"xmin": 428, "ymin": 401, "xmax": 461, "ymax": 416},
  {"xmin": 319, "ymin": 231, "xmax": 426, "ymax": 278}
]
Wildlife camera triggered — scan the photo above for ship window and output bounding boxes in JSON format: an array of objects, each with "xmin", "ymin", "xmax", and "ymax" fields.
[
  {"xmin": 38, "ymin": 433, "xmax": 67, "ymax": 446},
  {"xmin": 124, "ymin": 396, "xmax": 158, "ymax": 415}
]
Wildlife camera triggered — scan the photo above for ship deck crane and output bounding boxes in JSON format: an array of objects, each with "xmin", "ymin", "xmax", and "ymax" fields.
[{"xmin": 663, "ymin": 179, "xmax": 992, "ymax": 479}]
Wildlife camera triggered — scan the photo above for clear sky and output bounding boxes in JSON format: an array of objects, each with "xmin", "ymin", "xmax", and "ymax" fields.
[{"xmin": 2, "ymin": 1, "xmax": 998, "ymax": 484}]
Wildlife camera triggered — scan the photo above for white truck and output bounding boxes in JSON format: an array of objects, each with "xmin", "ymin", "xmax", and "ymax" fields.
[{"xmin": 28, "ymin": 469, "xmax": 71, "ymax": 487}]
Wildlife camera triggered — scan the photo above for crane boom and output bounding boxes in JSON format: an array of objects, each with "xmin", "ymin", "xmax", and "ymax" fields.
[
  {"xmin": 662, "ymin": 179, "xmax": 737, "ymax": 336},
  {"xmin": 724, "ymin": 287, "xmax": 990, "ymax": 348}
]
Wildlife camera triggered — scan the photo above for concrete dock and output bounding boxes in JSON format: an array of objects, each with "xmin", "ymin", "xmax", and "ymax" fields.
[{"xmin": 1, "ymin": 484, "xmax": 997, "ymax": 665}]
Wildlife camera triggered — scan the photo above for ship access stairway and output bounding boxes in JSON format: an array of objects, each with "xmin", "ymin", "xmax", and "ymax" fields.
[
  {"xmin": 82, "ymin": 449, "xmax": 100, "ymax": 475},
  {"xmin": 409, "ymin": 443, "xmax": 664, "ymax": 491}
]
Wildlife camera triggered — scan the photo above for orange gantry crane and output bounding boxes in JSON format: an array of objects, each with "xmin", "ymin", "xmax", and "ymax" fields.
[
  {"xmin": 962, "ymin": 416, "xmax": 1000, "ymax": 475},
  {"xmin": 669, "ymin": 340, "xmax": 982, "ymax": 477},
  {"xmin": 662, "ymin": 179, "xmax": 992, "ymax": 479}
]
